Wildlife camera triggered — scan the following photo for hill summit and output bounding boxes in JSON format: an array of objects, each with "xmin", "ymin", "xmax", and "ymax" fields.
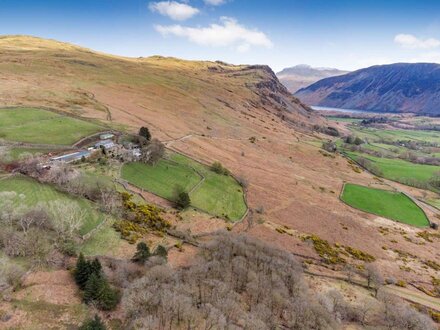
[
  {"xmin": 0, "ymin": 35, "xmax": 320, "ymax": 136},
  {"xmin": 277, "ymin": 64, "xmax": 348, "ymax": 93}
]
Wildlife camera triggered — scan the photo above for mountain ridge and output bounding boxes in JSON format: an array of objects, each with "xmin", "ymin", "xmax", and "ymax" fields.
[
  {"xmin": 0, "ymin": 35, "xmax": 320, "ymax": 135},
  {"xmin": 276, "ymin": 64, "xmax": 349, "ymax": 93},
  {"xmin": 295, "ymin": 62, "xmax": 440, "ymax": 114}
]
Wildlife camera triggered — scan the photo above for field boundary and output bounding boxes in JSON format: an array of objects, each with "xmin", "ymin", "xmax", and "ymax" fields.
[
  {"xmin": 121, "ymin": 150, "xmax": 249, "ymax": 222},
  {"xmin": 340, "ymin": 150, "xmax": 435, "ymax": 226},
  {"xmin": 340, "ymin": 149, "xmax": 438, "ymax": 193},
  {"xmin": 339, "ymin": 183, "xmax": 430, "ymax": 227},
  {"xmin": 166, "ymin": 147, "xmax": 249, "ymax": 222}
]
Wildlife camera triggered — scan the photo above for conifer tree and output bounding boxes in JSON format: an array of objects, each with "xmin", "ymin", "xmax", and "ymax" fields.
[
  {"xmin": 139, "ymin": 126, "xmax": 151, "ymax": 141},
  {"xmin": 84, "ymin": 272, "xmax": 103, "ymax": 304},
  {"xmin": 74, "ymin": 253, "xmax": 91, "ymax": 290},
  {"xmin": 132, "ymin": 242, "xmax": 151, "ymax": 264},
  {"xmin": 90, "ymin": 258, "xmax": 102, "ymax": 277},
  {"xmin": 155, "ymin": 245, "xmax": 168, "ymax": 260},
  {"xmin": 98, "ymin": 282, "xmax": 120, "ymax": 311}
]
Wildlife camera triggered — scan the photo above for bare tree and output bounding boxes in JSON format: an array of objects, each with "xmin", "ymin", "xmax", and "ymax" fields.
[
  {"xmin": 0, "ymin": 191, "xmax": 26, "ymax": 227},
  {"xmin": 364, "ymin": 262, "xmax": 383, "ymax": 296},
  {"xmin": 18, "ymin": 204, "xmax": 51, "ymax": 234},
  {"xmin": 140, "ymin": 139, "xmax": 165, "ymax": 165},
  {"xmin": 47, "ymin": 200, "xmax": 85, "ymax": 241},
  {"xmin": 123, "ymin": 233, "xmax": 336, "ymax": 329},
  {"xmin": 377, "ymin": 290, "xmax": 436, "ymax": 330},
  {"xmin": 0, "ymin": 256, "xmax": 25, "ymax": 289}
]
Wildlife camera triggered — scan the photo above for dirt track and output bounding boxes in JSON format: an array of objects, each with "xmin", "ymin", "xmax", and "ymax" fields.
[{"xmin": 383, "ymin": 285, "xmax": 440, "ymax": 311}]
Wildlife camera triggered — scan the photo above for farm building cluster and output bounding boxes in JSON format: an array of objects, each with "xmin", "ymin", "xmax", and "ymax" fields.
[{"xmin": 49, "ymin": 133, "xmax": 141, "ymax": 164}]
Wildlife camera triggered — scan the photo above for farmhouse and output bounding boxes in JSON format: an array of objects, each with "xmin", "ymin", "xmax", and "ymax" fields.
[
  {"xmin": 50, "ymin": 150, "xmax": 91, "ymax": 163},
  {"xmin": 94, "ymin": 139, "xmax": 116, "ymax": 149}
]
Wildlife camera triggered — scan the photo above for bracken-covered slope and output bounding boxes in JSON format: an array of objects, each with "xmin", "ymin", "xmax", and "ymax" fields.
[
  {"xmin": 277, "ymin": 64, "xmax": 349, "ymax": 93},
  {"xmin": 0, "ymin": 35, "xmax": 320, "ymax": 138},
  {"xmin": 1, "ymin": 36, "xmax": 439, "ymax": 296},
  {"xmin": 295, "ymin": 63, "xmax": 440, "ymax": 114}
]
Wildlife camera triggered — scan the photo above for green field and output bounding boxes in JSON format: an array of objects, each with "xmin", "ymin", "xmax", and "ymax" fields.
[
  {"xmin": 0, "ymin": 107, "xmax": 103, "ymax": 145},
  {"xmin": 349, "ymin": 126, "xmax": 440, "ymax": 144},
  {"xmin": 8, "ymin": 147, "xmax": 54, "ymax": 160},
  {"xmin": 121, "ymin": 153, "xmax": 247, "ymax": 220},
  {"xmin": 121, "ymin": 160, "xmax": 202, "ymax": 200},
  {"xmin": 327, "ymin": 116, "xmax": 362, "ymax": 123},
  {"xmin": 346, "ymin": 151, "xmax": 439, "ymax": 184},
  {"xmin": 341, "ymin": 184, "xmax": 429, "ymax": 227},
  {"xmin": 0, "ymin": 176, "xmax": 105, "ymax": 235}
]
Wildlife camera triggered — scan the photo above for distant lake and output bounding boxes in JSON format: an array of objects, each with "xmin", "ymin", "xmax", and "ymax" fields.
[{"xmin": 311, "ymin": 106, "xmax": 388, "ymax": 114}]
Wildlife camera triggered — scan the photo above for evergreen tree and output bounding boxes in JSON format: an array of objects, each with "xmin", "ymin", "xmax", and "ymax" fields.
[
  {"xmin": 84, "ymin": 272, "xmax": 120, "ymax": 310},
  {"xmin": 79, "ymin": 314, "xmax": 106, "ymax": 330},
  {"xmin": 98, "ymin": 282, "xmax": 120, "ymax": 311},
  {"xmin": 74, "ymin": 253, "xmax": 92, "ymax": 290},
  {"xmin": 132, "ymin": 242, "xmax": 151, "ymax": 264},
  {"xmin": 155, "ymin": 245, "xmax": 168, "ymax": 260},
  {"xmin": 84, "ymin": 272, "xmax": 103, "ymax": 304},
  {"xmin": 90, "ymin": 258, "xmax": 102, "ymax": 277},
  {"xmin": 139, "ymin": 126, "xmax": 151, "ymax": 141}
]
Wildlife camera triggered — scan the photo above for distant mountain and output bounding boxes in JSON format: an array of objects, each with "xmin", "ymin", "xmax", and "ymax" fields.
[
  {"xmin": 295, "ymin": 63, "xmax": 440, "ymax": 115},
  {"xmin": 276, "ymin": 64, "xmax": 349, "ymax": 93}
]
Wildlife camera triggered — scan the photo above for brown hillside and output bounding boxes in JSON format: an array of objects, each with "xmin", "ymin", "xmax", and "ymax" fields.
[{"xmin": 1, "ymin": 36, "xmax": 439, "ymax": 287}]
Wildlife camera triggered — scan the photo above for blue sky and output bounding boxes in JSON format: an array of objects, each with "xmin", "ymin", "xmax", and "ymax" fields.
[{"xmin": 1, "ymin": 0, "xmax": 440, "ymax": 71}]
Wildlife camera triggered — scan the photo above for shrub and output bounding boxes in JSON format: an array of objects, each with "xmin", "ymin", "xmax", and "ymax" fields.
[
  {"xmin": 0, "ymin": 257, "xmax": 25, "ymax": 289},
  {"xmin": 154, "ymin": 245, "xmax": 168, "ymax": 260},
  {"xmin": 79, "ymin": 315, "xmax": 106, "ymax": 330},
  {"xmin": 322, "ymin": 141, "xmax": 337, "ymax": 153},
  {"xmin": 303, "ymin": 234, "xmax": 345, "ymax": 264},
  {"xmin": 396, "ymin": 280, "xmax": 407, "ymax": 287},
  {"xmin": 175, "ymin": 191, "xmax": 191, "ymax": 209},
  {"xmin": 132, "ymin": 242, "xmax": 151, "ymax": 264},
  {"xmin": 344, "ymin": 246, "xmax": 375, "ymax": 262},
  {"xmin": 115, "ymin": 193, "xmax": 171, "ymax": 243},
  {"xmin": 210, "ymin": 161, "xmax": 230, "ymax": 175}
]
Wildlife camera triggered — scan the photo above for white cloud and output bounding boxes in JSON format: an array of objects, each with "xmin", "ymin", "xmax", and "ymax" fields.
[
  {"xmin": 149, "ymin": 1, "xmax": 199, "ymax": 21},
  {"xmin": 394, "ymin": 34, "xmax": 440, "ymax": 49},
  {"xmin": 155, "ymin": 17, "xmax": 273, "ymax": 52},
  {"xmin": 410, "ymin": 51, "xmax": 440, "ymax": 63},
  {"xmin": 204, "ymin": 0, "xmax": 227, "ymax": 5}
]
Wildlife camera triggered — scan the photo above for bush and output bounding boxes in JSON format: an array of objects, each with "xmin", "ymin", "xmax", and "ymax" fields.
[
  {"xmin": 132, "ymin": 242, "xmax": 151, "ymax": 264},
  {"xmin": 210, "ymin": 161, "xmax": 229, "ymax": 175},
  {"xmin": 154, "ymin": 245, "xmax": 168, "ymax": 260},
  {"xmin": 322, "ymin": 141, "xmax": 337, "ymax": 153},
  {"xmin": 303, "ymin": 234, "xmax": 345, "ymax": 264},
  {"xmin": 175, "ymin": 191, "xmax": 191, "ymax": 209},
  {"xmin": 114, "ymin": 193, "xmax": 171, "ymax": 243},
  {"xmin": 0, "ymin": 257, "xmax": 25, "ymax": 289},
  {"xmin": 79, "ymin": 315, "xmax": 106, "ymax": 330}
]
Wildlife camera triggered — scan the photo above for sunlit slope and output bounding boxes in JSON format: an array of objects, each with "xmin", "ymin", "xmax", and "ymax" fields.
[{"xmin": 0, "ymin": 35, "xmax": 321, "ymax": 139}]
